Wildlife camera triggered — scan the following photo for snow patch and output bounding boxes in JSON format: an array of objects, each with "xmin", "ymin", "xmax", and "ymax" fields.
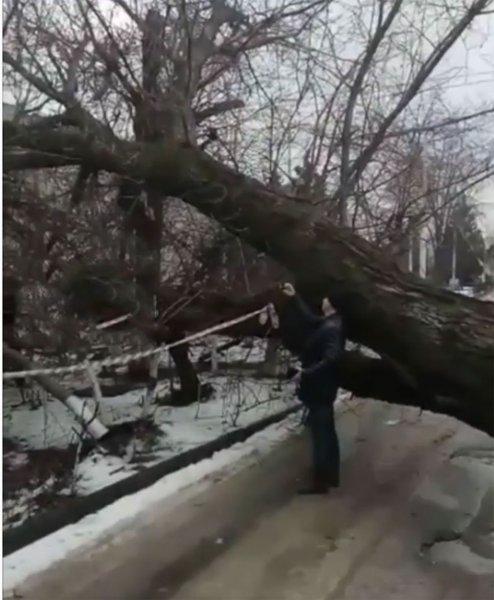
[
  {"xmin": 429, "ymin": 540, "xmax": 494, "ymax": 576},
  {"xmin": 3, "ymin": 370, "xmax": 297, "ymax": 538},
  {"xmin": 480, "ymin": 289, "xmax": 494, "ymax": 302},
  {"xmin": 3, "ymin": 413, "xmax": 299, "ymax": 594}
]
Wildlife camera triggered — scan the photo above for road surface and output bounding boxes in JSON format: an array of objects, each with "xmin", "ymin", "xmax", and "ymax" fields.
[{"xmin": 9, "ymin": 399, "xmax": 494, "ymax": 600}]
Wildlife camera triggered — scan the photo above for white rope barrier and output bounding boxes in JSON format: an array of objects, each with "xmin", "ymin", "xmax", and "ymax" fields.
[
  {"xmin": 3, "ymin": 307, "xmax": 268, "ymax": 380},
  {"xmin": 95, "ymin": 313, "xmax": 132, "ymax": 330}
]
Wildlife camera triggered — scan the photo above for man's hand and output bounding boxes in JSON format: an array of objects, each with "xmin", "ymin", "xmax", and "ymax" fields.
[
  {"xmin": 259, "ymin": 303, "xmax": 280, "ymax": 329},
  {"xmin": 286, "ymin": 365, "xmax": 302, "ymax": 382},
  {"xmin": 259, "ymin": 307, "xmax": 269, "ymax": 325},
  {"xmin": 281, "ymin": 282, "xmax": 296, "ymax": 297},
  {"xmin": 292, "ymin": 367, "xmax": 302, "ymax": 383}
]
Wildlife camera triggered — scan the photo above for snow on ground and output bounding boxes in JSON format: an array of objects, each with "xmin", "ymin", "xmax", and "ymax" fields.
[
  {"xmin": 74, "ymin": 375, "xmax": 295, "ymax": 495},
  {"xmin": 3, "ymin": 373, "xmax": 296, "ymax": 529},
  {"xmin": 189, "ymin": 336, "xmax": 267, "ymax": 364},
  {"xmin": 3, "ymin": 412, "xmax": 301, "ymax": 594},
  {"xmin": 414, "ymin": 438, "xmax": 494, "ymax": 575},
  {"xmin": 480, "ymin": 288, "xmax": 494, "ymax": 302}
]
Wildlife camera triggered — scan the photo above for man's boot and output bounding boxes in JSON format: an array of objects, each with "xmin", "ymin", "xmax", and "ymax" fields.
[
  {"xmin": 327, "ymin": 470, "xmax": 340, "ymax": 489},
  {"xmin": 297, "ymin": 470, "xmax": 329, "ymax": 495}
]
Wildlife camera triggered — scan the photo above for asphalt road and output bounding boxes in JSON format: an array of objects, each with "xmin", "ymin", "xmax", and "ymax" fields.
[{"xmin": 9, "ymin": 399, "xmax": 494, "ymax": 600}]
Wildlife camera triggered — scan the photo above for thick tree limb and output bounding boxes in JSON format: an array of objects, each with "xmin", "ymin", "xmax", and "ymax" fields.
[
  {"xmin": 3, "ymin": 119, "xmax": 129, "ymax": 172},
  {"xmin": 338, "ymin": 352, "xmax": 492, "ymax": 435},
  {"xmin": 194, "ymin": 99, "xmax": 245, "ymax": 123}
]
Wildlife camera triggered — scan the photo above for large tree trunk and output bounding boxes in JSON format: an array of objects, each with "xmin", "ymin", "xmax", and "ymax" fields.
[
  {"xmin": 111, "ymin": 8, "xmax": 199, "ymax": 418},
  {"xmin": 169, "ymin": 340, "xmax": 200, "ymax": 405},
  {"xmin": 3, "ymin": 275, "xmax": 20, "ymax": 347},
  {"xmin": 4, "ymin": 126, "xmax": 494, "ymax": 434}
]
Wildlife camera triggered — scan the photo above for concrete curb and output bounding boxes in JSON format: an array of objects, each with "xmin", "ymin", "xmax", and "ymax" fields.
[{"xmin": 3, "ymin": 405, "xmax": 300, "ymax": 557}]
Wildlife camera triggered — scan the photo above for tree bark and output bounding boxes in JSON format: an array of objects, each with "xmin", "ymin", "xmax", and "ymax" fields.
[
  {"xmin": 337, "ymin": 351, "xmax": 491, "ymax": 434},
  {"xmin": 3, "ymin": 275, "xmax": 20, "ymax": 347},
  {"xmin": 168, "ymin": 330, "xmax": 200, "ymax": 405}
]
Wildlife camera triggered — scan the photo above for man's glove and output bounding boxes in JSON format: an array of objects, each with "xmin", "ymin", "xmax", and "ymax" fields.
[
  {"xmin": 285, "ymin": 366, "xmax": 302, "ymax": 382},
  {"xmin": 259, "ymin": 303, "xmax": 279, "ymax": 329},
  {"xmin": 281, "ymin": 282, "xmax": 296, "ymax": 297}
]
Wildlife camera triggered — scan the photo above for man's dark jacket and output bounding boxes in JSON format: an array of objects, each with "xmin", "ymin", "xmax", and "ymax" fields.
[{"xmin": 280, "ymin": 295, "xmax": 345, "ymax": 407}]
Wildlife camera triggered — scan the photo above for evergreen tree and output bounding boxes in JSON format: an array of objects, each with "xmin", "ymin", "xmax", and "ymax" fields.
[{"xmin": 433, "ymin": 195, "xmax": 485, "ymax": 286}]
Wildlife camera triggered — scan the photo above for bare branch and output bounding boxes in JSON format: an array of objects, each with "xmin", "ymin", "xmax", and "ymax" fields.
[
  {"xmin": 194, "ymin": 98, "xmax": 245, "ymax": 123},
  {"xmin": 3, "ymin": 49, "xmax": 67, "ymax": 104},
  {"xmin": 339, "ymin": 0, "xmax": 404, "ymax": 223},
  {"xmin": 338, "ymin": 0, "xmax": 492, "ymax": 199},
  {"xmin": 3, "ymin": 0, "xmax": 26, "ymax": 35}
]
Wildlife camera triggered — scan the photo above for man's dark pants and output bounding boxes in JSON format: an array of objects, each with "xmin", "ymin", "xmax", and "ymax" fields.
[{"xmin": 305, "ymin": 397, "xmax": 340, "ymax": 486}]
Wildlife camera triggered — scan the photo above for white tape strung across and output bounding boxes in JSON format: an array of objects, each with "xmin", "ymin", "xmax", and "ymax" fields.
[
  {"xmin": 95, "ymin": 313, "xmax": 132, "ymax": 330},
  {"xmin": 3, "ymin": 307, "xmax": 267, "ymax": 380}
]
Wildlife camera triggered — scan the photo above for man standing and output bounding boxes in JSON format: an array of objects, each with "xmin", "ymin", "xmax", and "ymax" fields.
[{"xmin": 277, "ymin": 283, "xmax": 345, "ymax": 495}]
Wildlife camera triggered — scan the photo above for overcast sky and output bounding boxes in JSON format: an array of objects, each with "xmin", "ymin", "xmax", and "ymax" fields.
[
  {"xmin": 440, "ymin": 10, "xmax": 494, "ymax": 239},
  {"xmin": 3, "ymin": 3, "xmax": 493, "ymax": 240}
]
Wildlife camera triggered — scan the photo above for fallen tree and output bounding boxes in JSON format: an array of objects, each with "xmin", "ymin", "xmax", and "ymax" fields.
[
  {"xmin": 3, "ymin": 0, "xmax": 494, "ymax": 435},
  {"xmin": 159, "ymin": 288, "xmax": 494, "ymax": 434},
  {"xmin": 5, "ymin": 121, "xmax": 493, "ymax": 433},
  {"xmin": 6, "ymin": 246, "xmax": 493, "ymax": 433},
  {"xmin": 155, "ymin": 149, "xmax": 494, "ymax": 434}
]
